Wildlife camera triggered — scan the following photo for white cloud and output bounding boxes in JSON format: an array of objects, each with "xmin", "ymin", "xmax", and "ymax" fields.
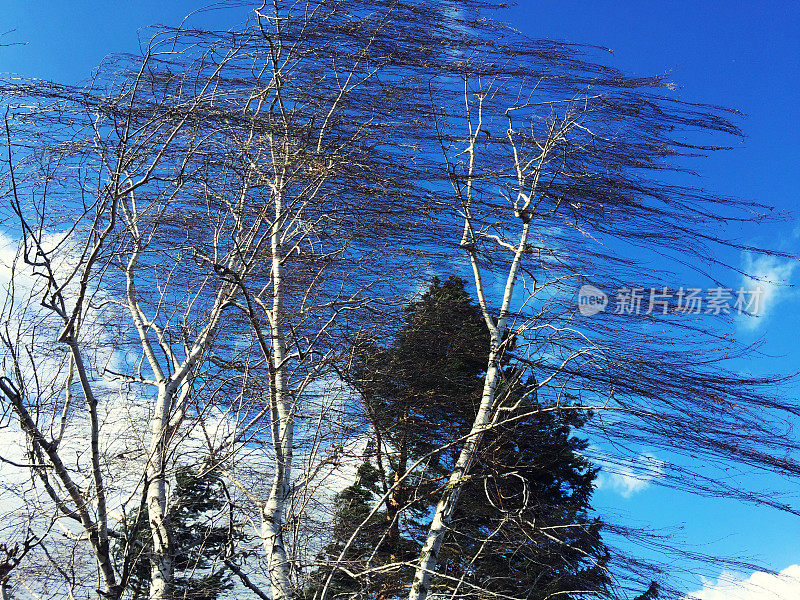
[
  {"xmin": 738, "ymin": 253, "xmax": 796, "ymax": 331},
  {"xmin": 687, "ymin": 564, "xmax": 800, "ymax": 600},
  {"xmin": 595, "ymin": 452, "xmax": 665, "ymax": 498},
  {"xmin": 601, "ymin": 470, "xmax": 649, "ymax": 498}
]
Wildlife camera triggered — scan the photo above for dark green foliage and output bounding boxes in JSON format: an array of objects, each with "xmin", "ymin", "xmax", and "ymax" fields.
[
  {"xmin": 312, "ymin": 276, "xmax": 615, "ymax": 600},
  {"xmin": 443, "ymin": 384, "xmax": 611, "ymax": 599},
  {"xmin": 115, "ymin": 467, "xmax": 232, "ymax": 599},
  {"xmin": 353, "ymin": 275, "xmax": 490, "ymax": 464},
  {"xmin": 339, "ymin": 277, "xmax": 491, "ymax": 598},
  {"xmin": 633, "ymin": 582, "xmax": 660, "ymax": 600}
]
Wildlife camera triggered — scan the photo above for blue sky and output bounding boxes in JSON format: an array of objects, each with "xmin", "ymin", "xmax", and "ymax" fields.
[
  {"xmin": 510, "ymin": 2, "xmax": 800, "ymax": 594},
  {"xmin": 2, "ymin": 1, "xmax": 799, "ymax": 596},
  {"xmin": 508, "ymin": 0, "xmax": 800, "ymax": 590}
]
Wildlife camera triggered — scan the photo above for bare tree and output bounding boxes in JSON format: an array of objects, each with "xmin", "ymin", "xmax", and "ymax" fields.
[
  {"xmin": 281, "ymin": 5, "xmax": 800, "ymax": 599},
  {"xmin": 2, "ymin": 2, "xmax": 799, "ymax": 600},
  {"xmin": 403, "ymin": 19, "xmax": 800, "ymax": 600},
  {"xmin": 0, "ymin": 1, "xmax": 445, "ymax": 598}
]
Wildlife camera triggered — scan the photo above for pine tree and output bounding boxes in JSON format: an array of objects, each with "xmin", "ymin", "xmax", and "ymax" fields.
[
  {"xmin": 355, "ymin": 277, "xmax": 490, "ymax": 597},
  {"xmin": 115, "ymin": 467, "xmax": 233, "ymax": 599},
  {"xmin": 443, "ymin": 379, "xmax": 611, "ymax": 599},
  {"xmin": 633, "ymin": 582, "xmax": 661, "ymax": 600},
  {"xmin": 318, "ymin": 277, "xmax": 614, "ymax": 600}
]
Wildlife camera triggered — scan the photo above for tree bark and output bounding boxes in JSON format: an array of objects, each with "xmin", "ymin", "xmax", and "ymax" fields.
[
  {"xmin": 260, "ymin": 189, "xmax": 297, "ymax": 600},
  {"xmin": 408, "ymin": 103, "xmax": 536, "ymax": 600},
  {"xmin": 407, "ymin": 351, "xmax": 501, "ymax": 600},
  {"xmin": 147, "ymin": 385, "xmax": 174, "ymax": 600}
]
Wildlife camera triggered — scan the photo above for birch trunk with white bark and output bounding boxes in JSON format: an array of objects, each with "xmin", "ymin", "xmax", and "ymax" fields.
[
  {"xmin": 409, "ymin": 89, "xmax": 541, "ymax": 600},
  {"xmin": 146, "ymin": 385, "xmax": 175, "ymax": 600},
  {"xmin": 408, "ymin": 246, "xmax": 530, "ymax": 600},
  {"xmin": 408, "ymin": 348, "xmax": 501, "ymax": 600},
  {"xmin": 124, "ymin": 230, "xmax": 238, "ymax": 599},
  {"xmin": 260, "ymin": 189, "xmax": 297, "ymax": 600}
]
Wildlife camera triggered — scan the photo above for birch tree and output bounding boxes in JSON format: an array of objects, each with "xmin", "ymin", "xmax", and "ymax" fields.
[
  {"xmin": 314, "ymin": 276, "xmax": 614, "ymax": 600},
  {"xmin": 405, "ymin": 18, "xmax": 800, "ymax": 600},
  {"xmin": 0, "ymin": 1, "xmax": 455, "ymax": 598},
  {"xmin": 2, "ymin": 2, "xmax": 799, "ymax": 600},
  {"xmin": 0, "ymin": 44, "xmax": 254, "ymax": 596}
]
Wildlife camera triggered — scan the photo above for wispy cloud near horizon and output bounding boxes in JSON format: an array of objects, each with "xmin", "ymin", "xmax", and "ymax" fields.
[
  {"xmin": 687, "ymin": 564, "xmax": 800, "ymax": 600},
  {"xmin": 595, "ymin": 451, "xmax": 665, "ymax": 498}
]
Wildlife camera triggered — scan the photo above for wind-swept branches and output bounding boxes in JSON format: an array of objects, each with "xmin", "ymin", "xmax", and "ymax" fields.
[
  {"xmin": 403, "ymin": 19, "xmax": 799, "ymax": 600},
  {"xmin": 1, "ymin": 2, "xmax": 798, "ymax": 600}
]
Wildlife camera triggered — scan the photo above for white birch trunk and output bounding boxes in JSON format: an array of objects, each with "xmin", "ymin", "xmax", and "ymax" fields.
[
  {"xmin": 261, "ymin": 190, "xmax": 297, "ymax": 600},
  {"xmin": 147, "ymin": 384, "xmax": 174, "ymax": 600},
  {"xmin": 260, "ymin": 350, "xmax": 295, "ymax": 600},
  {"xmin": 261, "ymin": 474, "xmax": 294, "ymax": 600},
  {"xmin": 408, "ymin": 349, "xmax": 501, "ymax": 600},
  {"xmin": 409, "ymin": 131, "xmax": 534, "ymax": 600},
  {"xmin": 409, "ymin": 232, "xmax": 531, "ymax": 600}
]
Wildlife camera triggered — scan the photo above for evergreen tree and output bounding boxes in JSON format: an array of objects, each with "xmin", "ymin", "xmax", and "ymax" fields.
[
  {"xmin": 314, "ymin": 277, "xmax": 615, "ymax": 599},
  {"xmin": 305, "ymin": 443, "xmax": 400, "ymax": 600},
  {"xmin": 115, "ymin": 467, "xmax": 233, "ymax": 599},
  {"xmin": 356, "ymin": 277, "xmax": 490, "ymax": 597},
  {"xmin": 633, "ymin": 582, "xmax": 660, "ymax": 600},
  {"xmin": 443, "ymin": 382, "xmax": 611, "ymax": 599}
]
